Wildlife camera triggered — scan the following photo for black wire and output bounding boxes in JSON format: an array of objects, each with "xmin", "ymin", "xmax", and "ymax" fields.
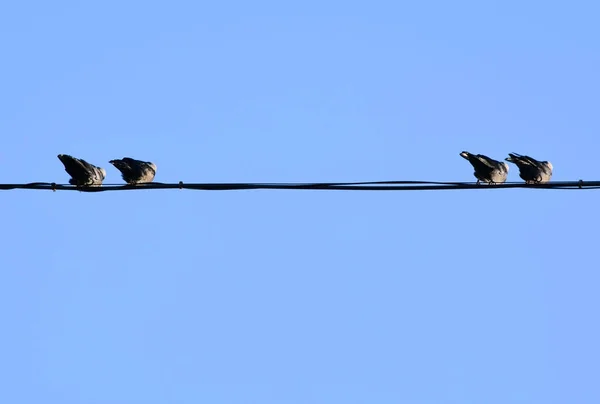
[{"xmin": 1, "ymin": 180, "xmax": 599, "ymax": 192}]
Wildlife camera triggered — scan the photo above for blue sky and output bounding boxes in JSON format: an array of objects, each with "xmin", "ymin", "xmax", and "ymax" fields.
[{"xmin": 1, "ymin": 1, "xmax": 599, "ymax": 403}]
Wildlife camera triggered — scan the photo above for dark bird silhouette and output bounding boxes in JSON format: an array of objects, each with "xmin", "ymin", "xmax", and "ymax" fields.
[
  {"xmin": 109, "ymin": 157, "xmax": 157, "ymax": 185},
  {"xmin": 505, "ymin": 153, "xmax": 552, "ymax": 184},
  {"xmin": 57, "ymin": 154, "xmax": 106, "ymax": 186},
  {"xmin": 459, "ymin": 151, "xmax": 509, "ymax": 184}
]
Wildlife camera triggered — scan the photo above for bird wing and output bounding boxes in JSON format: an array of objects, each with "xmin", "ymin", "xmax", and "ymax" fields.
[
  {"xmin": 58, "ymin": 154, "xmax": 94, "ymax": 182},
  {"xmin": 475, "ymin": 154, "xmax": 501, "ymax": 169},
  {"xmin": 508, "ymin": 153, "xmax": 539, "ymax": 167}
]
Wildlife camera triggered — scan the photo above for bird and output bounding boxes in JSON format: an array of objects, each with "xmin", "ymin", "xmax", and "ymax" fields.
[
  {"xmin": 57, "ymin": 154, "xmax": 106, "ymax": 186},
  {"xmin": 505, "ymin": 153, "xmax": 553, "ymax": 184},
  {"xmin": 459, "ymin": 151, "xmax": 509, "ymax": 184},
  {"xmin": 109, "ymin": 157, "xmax": 157, "ymax": 185}
]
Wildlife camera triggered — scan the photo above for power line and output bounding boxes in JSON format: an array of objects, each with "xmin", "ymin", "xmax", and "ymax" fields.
[{"xmin": 0, "ymin": 180, "xmax": 599, "ymax": 192}]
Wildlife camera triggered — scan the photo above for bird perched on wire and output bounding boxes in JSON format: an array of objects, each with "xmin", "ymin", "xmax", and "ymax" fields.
[
  {"xmin": 109, "ymin": 157, "xmax": 157, "ymax": 185},
  {"xmin": 505, "ymin": 153, "xmax": 553, "ymax": 184},
  {"xmin": 57, "ymin": 154, "xmax": 106, "ymax": 186},
  {"xmin": 459, "ymin": 151, "xmax": 509, "ymax": 184}
]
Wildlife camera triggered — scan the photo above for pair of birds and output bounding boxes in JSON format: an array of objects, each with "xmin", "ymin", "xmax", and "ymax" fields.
[
  {"xmin": 460, "ymin": 151, "xmax": 553, "ymax": 184},
  {"xmin": 57, "ymin": 154, "xmax": 156, "ymax": 186}
]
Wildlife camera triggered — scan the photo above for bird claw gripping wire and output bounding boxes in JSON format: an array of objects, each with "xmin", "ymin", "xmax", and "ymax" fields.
[
  {"xmin": 579, "ymin": 180, "xmax": 584, "ymax": 189},
  {"xmin": 179, "ymin": 181, "xmax": 184, "ymax": 189},
  {"xmin": 51, "ymin": 183, "xmax": 57, "ymax": 192}
]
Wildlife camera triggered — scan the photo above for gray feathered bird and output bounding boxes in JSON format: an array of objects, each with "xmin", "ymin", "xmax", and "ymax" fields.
[
  {"xmin": 57, "ymin": 154, "xmax": 106, "ymax": 186},
  {"xmin": 505, "ymin": 153, "xmax": 552, "ymax": 184},
  {"xmin": 460, "ymin": 151, "xmax": 509, "ymax": 184},
  {"xmin": 109, "ymin": 157, "xmax": 157, "ymax": 185}
]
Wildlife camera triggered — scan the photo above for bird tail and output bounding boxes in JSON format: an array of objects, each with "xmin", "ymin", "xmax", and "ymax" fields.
[
  {"xmin": 109, "ymin": 159, "xmax": 126, "ymax": 169},
  {"xmin": 57, "ymin": 154, "xmax": 75, "ymax": 164},
  {"xmin": 505, "ymin": 152, "xmax": 521, "ymax": 162},
  {"xmin": 459, "ymin": 151, "xmax": 471, "ymax": 160}
]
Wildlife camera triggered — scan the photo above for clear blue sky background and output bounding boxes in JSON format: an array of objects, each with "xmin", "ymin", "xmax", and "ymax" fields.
[{"xmin": 1, "ymin": 1, "xmax": 599, "ymax": 403}]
